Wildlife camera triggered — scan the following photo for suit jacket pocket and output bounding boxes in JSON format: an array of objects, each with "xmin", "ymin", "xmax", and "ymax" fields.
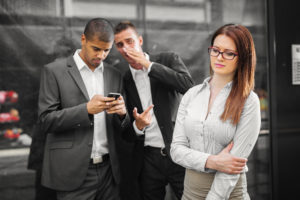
[{"xmin": 50, "ymin": 141, "xmax": 73, "ymax": 149}]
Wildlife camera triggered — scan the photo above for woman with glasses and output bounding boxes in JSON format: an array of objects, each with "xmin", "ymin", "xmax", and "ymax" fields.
[{"xmin": 170, "ymin": 24, "xmax": 260, "ymax": 200}]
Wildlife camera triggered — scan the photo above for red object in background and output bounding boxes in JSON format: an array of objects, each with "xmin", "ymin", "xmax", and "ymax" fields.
[
  {"xmin": 0, "ymin": 113, "xmax": 12, "ymax": 123},
  {"xmin": 0, "ymin": 109, "xmax": 20, "ymax": 123},
  {"xmin": 0, "ymin": 91, "xmax": 6, "ymax": 104},
  {"xmin": 0, "ymin": 90, "xmax": 18, "ymax": 104},
  {"xmin": 3, "ymin": 128, "xmax": 22, "ymax": 139},
  {"xmin": 4, "ymin": 129, "xmax": 15, "ymax": 139},
  {"xmin": 6, "ymin": 91, "xmax": 18, "ymax": 103}
]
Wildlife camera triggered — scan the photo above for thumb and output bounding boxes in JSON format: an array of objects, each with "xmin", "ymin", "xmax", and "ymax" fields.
[
  {"xmin": 224, "ymin": 142, "xmax": 233, "ymax": 153},
  {"xmin": 133, "ymin": 107, "xmax": 139, "ymax": 119}
]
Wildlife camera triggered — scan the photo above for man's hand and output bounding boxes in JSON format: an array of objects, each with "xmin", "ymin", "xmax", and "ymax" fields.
[
  {"xmin": 133, "ymin": 105, "xmax": 154, "ymax": 130},
  {"xmin": 205, "ymin": 142, "xmax": 247, "ymax": 174},
  {"xmin": 87, "ymin": 95, "xmax": 114, "ymax": 114},
  {"xmin": 106, "ymin": 96, "xmax": 127, "ymax": 117},
  {"xmin": 125, "ymin": 48, "xmax": 151, "ymax": 69}
]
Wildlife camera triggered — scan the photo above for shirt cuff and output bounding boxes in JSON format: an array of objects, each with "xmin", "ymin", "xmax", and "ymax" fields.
[
  {"xmin": 133, "ymin": 120, "xmax": 145, "ymax": 136},
  {"xmin": 147, "ymin": 62, "xmax": 153, "ymax": 73},
  {"xmin": 196, "ymin": 152, "xmax": 210, "ymax": 172}
]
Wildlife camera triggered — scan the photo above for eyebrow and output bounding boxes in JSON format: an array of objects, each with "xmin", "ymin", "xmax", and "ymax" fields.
[
  {"xmin": 213, "ymin": 46, "xmax": 237, "ymax": 52},
  {"xmin": 92, "ymin": 45, "xmax": 110, "ymax": 51}
]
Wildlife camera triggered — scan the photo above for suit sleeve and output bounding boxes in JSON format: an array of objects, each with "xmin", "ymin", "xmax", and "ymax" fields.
[
  {"xmin": 206, "ymin": 93, "xmax": 261, "ymax": 200},
  {"xmin": 148, "ymin": 52, "xmax": 194, "ymax": 94},
  {"xmin": 38, "ymin": 65, "xmax": 91, "ymax": 133},
  {"xmin": 115, "ymin": 74, "xmax": 131, "ymax": 131}
]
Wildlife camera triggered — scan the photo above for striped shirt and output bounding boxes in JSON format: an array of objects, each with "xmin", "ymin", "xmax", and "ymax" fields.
[{"xmin": 171, "ymin": 77, "xmax": 261, "ymax": 199}]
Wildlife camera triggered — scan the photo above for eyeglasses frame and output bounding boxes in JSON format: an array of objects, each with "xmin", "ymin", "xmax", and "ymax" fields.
[{"xmin": 208, "ymin": 46, "xmax": 238, "ymax": 60}]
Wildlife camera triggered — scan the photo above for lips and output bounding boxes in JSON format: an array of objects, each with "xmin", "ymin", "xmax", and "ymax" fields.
[
  {"xmin": 215, "ymin": 63, "xmax": 225, "ymax": 68},
  {"xmin": 94, "ymin": 59, "xmax": 101, "ymax": 65}
]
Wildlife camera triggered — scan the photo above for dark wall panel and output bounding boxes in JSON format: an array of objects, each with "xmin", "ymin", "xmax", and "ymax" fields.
[{"xmin": 268, "ymin": 0, "xmax": 300, "ymax": 199}]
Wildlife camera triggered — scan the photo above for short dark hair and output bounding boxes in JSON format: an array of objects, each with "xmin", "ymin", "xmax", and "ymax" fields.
[
  {"xmin": 114, "ymin": 21, "xmax": 139, "ymax": 36},
  {"xmin": 84, "ymin": 18, "xmax": 114, "ymax": 42}
]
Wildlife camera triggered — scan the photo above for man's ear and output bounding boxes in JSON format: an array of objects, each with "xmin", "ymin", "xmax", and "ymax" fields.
[
  {"xmin": 139, "ymin": 35, "xmax": 143, "ymax": 46},
  {"xmin": 81, "ymin": 34, "xmax": 86, "ymax": 45}
]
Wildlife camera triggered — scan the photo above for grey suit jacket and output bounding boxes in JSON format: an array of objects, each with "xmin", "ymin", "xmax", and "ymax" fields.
[{"xmin": 38, "ymin": 56, "xmax": 129, "ymax": 191}]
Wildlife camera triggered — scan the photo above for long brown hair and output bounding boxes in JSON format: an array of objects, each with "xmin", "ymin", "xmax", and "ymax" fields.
[{"xmin": 210, "ymin": 24, "xmax": 256, "ymax": 125}]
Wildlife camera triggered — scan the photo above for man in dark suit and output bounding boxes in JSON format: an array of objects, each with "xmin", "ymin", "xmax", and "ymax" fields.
[
  {"xmin": 38, "ymin": 18, "xmax": 129, "ymax": 200},
  {"xmin": 114, "ymin": 21, "xmax": 194, "ymax": 200}
]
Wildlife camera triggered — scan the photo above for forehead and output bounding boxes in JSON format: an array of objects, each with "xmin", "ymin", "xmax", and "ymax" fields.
[
  {"xmin": 87, "ymin": 38, "xmax": 113, "ymax": 49},
  {"xmin": 213, "ymin": 34, "xmax": 236, "ymax": 51},
  {"xmin": 114, "ymin": 28, "xmax": 139, "ymax": 42}
]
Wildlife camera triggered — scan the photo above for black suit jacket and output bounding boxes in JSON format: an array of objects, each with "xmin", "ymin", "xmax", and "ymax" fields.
[
  {"xmin": 123, "ymin": 52, "xmax": 194, "ymax": 176},
  {"xmin": 38, "ymin": 56, "xmax": 129, "ymax": 191}
]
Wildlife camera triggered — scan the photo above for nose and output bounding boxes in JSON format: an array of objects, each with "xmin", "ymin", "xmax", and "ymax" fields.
[
  {"xmin": 217, "ymin": 52, "xmax": 224, "ymax": 60},
  {"xmin": 97, "ymin": 51, "xmax": 106, "ymax": 60}
]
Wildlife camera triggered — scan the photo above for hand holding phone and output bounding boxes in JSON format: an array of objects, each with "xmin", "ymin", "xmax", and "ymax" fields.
[
  {"xmin": 107, "ymin": 92, "xmax": 121, "ymax": 100},
  {"xmin": 106, "ymin": 93, "xmax": 126, "ymax": 116}
]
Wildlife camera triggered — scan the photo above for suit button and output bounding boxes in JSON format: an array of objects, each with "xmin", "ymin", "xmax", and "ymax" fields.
[
  {"xmin": 77, "ymin": 124, "xmax": 81, "ymax": 127},
  {"xmin": 160, "ymin": 126, "xmax": 164, "ymax": 129},
  {"xmin": 90, "ymin": 122, "xmax": 94, "ymax": 126}
]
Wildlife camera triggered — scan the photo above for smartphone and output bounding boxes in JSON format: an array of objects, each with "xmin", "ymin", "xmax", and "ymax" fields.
[{"xmin": 107, "ymin": 92, "xmax": 121, "ymax": 100}]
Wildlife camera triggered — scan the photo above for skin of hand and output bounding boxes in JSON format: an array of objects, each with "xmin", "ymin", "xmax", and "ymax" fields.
[
  {"xmin": 205, "ymin": 142, "xmax": 247, "ymax": 174},
  {"xmin": 87, "ymin": 95, "xmax": 115, "ymax": 114},
  {"xmin": 125, "ymin": 48, "xmax": 152, "ymax": 69},
  {"xmin": 106, "ymin": 95, "xmax": 127, "ymax": 117},
  {"xmin": 133, "ymin": 105, "xmax": 154, "ymax": 130}
]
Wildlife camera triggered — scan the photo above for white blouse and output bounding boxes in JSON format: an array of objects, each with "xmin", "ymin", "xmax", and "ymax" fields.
[{"xmin": 170, "ymin": 77, "xmax": 261, "ymax": 200}]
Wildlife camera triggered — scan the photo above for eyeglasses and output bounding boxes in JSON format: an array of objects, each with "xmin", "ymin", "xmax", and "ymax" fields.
[{"xmin": 208, "ymin": 47, "xmax": 238, "ymax": 60}]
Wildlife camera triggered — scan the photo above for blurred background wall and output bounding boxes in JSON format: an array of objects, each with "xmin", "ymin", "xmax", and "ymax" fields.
[{"xmin": 0, "ymin": 0, "xmax": 270, "ymax": 200}]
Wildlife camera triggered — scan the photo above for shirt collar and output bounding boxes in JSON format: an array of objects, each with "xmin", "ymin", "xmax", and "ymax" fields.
[
  {"xmin": 73, "ymin": 49, "xmax": 104, "ymax": 72},
  {"xmin": 224, "ymin": 81, "xmax": 233, "ymax": 89},
  {"xmin": 203, "ymin": 77, "xmax": 211, "ymax": 87},
  {"xmin": 129, "ymin": 52, "xmax": 149, "ymax": 80},
  {"xmin": 201, "ymin": 76, "xmax": 233, "ymax": 92}
]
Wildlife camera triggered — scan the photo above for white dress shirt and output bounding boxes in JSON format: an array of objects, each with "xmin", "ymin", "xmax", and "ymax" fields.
[
  {"xmin": 73, "ymin": 49, "xmax": 108, "ymax": 159},
  {"xmin": 130, "ymin": 54, "xmax": 165, "ymax": 148},
  {"xmin": 171, "ymin": 77, "xmax": 261, "ymax": 200}
]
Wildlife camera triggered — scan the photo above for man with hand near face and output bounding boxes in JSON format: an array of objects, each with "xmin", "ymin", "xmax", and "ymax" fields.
[
  {"xmin": 114, "ymin": 21, "xmax": 194, "ymax": 200},
  {"xmin": 38, "ymin": 18, "xmax": 129, "ymax": 200}
]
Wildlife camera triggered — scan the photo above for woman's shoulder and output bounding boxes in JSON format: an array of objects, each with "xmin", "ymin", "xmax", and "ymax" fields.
[
  {"xmin": 244, "ymin": 91, "xmax": 260, "ymax": 109},
  {"xmin": 185, "ymin": 84, "xmax": 204, "ymax": 96},
  {"xmin": 247, "ymin": 91, "xmax": 259, "ymax": 102},
  {"xmin": 181, "ymin": 83, "xmax": 206, "ymax": 104}
]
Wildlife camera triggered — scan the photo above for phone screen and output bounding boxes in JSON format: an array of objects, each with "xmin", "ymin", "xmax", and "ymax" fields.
[{"xmin": 107, "ymin": 92, "xmax": 121, "ymax": 100}]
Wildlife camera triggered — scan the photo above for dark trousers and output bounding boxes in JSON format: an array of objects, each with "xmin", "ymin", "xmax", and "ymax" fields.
[
  {"xmin": 56, "ymin": 159, "xmax": 120, "ymax": 200},
  {"xmin": 35, "ymin": 168, "xmax": 57, "ymax": 200},
  {"xmin": 140, "ymin": 146, "xmax": 185, "ymax": 200}
]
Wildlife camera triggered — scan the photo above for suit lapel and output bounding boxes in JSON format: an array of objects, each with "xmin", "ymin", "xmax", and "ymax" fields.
[
  {"xmin": 124, "ymin": 71, "xmax": 143, "ymax": 112},
  {"xmin": 149, "ymin": 54, "xmax": 158, "ymax": 103},
  {"xmin": 67, "ymin": 56, "xmax": 90, "ymax": 101},
  {"xmin": 103, "ymin": 64, "xmax": 110, "ymax": 96}
]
